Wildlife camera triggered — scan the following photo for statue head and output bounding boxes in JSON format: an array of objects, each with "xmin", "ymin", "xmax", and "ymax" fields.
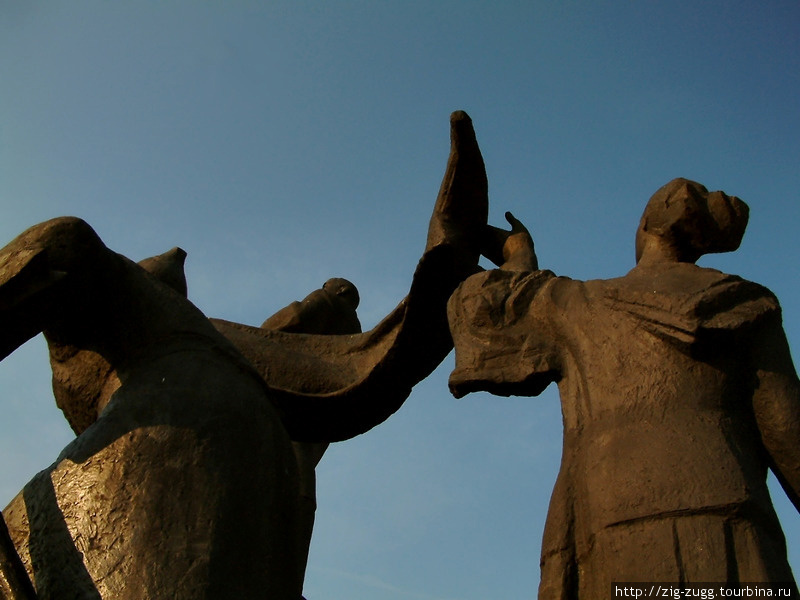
[
  {"xmin": 322, "ymin": 277, "xmax": 360, "ymax": 311},
  {"xmin": 635, "ymin": 178, "xmax": 749, "ymax": 264}
]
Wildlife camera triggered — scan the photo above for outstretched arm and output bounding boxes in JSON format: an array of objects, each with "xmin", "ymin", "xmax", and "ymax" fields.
[
  {"xmin": 7, "ymin": 111, "xmax": 490, "ymax": 445},
  {"xmin": 214, "ymin": 110, "xmax": 490, "ymax": 442},
  {"xmin": 751, "ymin": 313, "xmax": 800, "ymax": 512}
]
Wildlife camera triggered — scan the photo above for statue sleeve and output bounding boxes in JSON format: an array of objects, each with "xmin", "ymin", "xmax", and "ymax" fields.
[
  {"xmin": 750, "ymin": 308, "xmax": 800, "ymax": 513},
  {"xmin": 447, "ymin": 268, "xmax": 562, "ymax": 399}
]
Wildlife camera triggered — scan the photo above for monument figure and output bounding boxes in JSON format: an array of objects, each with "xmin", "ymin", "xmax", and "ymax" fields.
[
  {"xmin": 447, "ymin": 178, "xmax": 800, "ymax": 597},
  {"xmin": 0, "ymin": 111, "xmax": 488, "ymax": 599}
]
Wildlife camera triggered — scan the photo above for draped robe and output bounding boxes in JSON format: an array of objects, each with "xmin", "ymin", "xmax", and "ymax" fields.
[{"xmin": 448, "ymin": 262, "xmax": 800, "ymax": 598}]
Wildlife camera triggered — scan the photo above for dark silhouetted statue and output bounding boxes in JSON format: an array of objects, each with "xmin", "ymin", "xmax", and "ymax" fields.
[
  {"xmin": 260, "ymin": 276, "xmax": 363, "ymax": 587},
  {"xmin": 448, "ymin": 178, "xmax": 800, "ymax": 597},
  {"xmin": 0, "ymin": 111, "xmax": 488, "ymax": 599}
]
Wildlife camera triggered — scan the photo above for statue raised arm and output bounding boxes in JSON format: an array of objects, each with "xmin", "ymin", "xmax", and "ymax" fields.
[{"xmin": 0, "ymin": 111, "xmax": 488, "ymax": 599}]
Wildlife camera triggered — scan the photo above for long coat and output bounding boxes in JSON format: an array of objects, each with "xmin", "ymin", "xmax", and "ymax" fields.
[{"xmin": 448, "ymin": 262, "xmax": 800, "ymax": 598}]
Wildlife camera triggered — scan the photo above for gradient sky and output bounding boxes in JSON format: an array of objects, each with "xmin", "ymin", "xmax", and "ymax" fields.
[{"xmin": 1, "ymin": 2, "xmax": 798, "ymax": 598}]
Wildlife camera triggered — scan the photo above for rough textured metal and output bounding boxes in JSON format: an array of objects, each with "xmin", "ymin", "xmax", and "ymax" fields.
[
  {"xmin": 0, "ymin": 513, "xmax": 37, "ymax": 599},
  {"xmin": 0, "ymin": 111, "xmax": 488, "ymax": 598},
  {"xmin": 448, "ymin": 178, "xmax": 800, "ymax": 597}
]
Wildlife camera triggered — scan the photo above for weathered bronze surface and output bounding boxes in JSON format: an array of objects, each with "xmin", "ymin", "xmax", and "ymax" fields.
[
  {"xmin": 260, "ymin": 276, "xmax": 363, "ymax": 586},
  {"xmin": 0, "ymin": 111, "xmax": 487, "ymax": 599},
  {"xmin": 448, "ymin": 178, "xmax": 800, "ymax": 597},
  {"xmin": 6, "ymin": 110, "xmax": 792, "ymax": 598}
]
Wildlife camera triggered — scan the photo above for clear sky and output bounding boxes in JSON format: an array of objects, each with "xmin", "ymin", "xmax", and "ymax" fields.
[{"xmin": 1, "ymin": 2, "xmax": 798, "ymax": 598}]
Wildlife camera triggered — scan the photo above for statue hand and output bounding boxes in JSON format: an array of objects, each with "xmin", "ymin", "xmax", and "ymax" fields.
[
  {"xmin": 425, "ymin": 111, "xmax": 489, "ymax": 267},
  {"xmin": 482, "ymin": 212, "xmax": 538, "ymax": 271}
]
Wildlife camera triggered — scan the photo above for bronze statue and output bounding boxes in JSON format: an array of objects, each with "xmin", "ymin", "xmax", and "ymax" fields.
[
  {"xmin": 448, "ymin": 178, "xmax": 800, "ymax": 597},
  {"xmin": 0, "ymin": 111, "xmax": 488, "ymax": 599}
]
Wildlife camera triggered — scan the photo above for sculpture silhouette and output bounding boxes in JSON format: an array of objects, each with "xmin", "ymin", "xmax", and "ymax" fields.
[
  {"xmin": 0, "ymin": 111, "xmax": 488, "ymax": 599},
  {"xmin": 448, "ymin": 178, "xmax": 800, "ymax": 597}
]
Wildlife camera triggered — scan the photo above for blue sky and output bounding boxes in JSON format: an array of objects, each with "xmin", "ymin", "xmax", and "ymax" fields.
[{"xmin": 1, "ymin": 2, "xmax": 798, "ymax": 598}]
